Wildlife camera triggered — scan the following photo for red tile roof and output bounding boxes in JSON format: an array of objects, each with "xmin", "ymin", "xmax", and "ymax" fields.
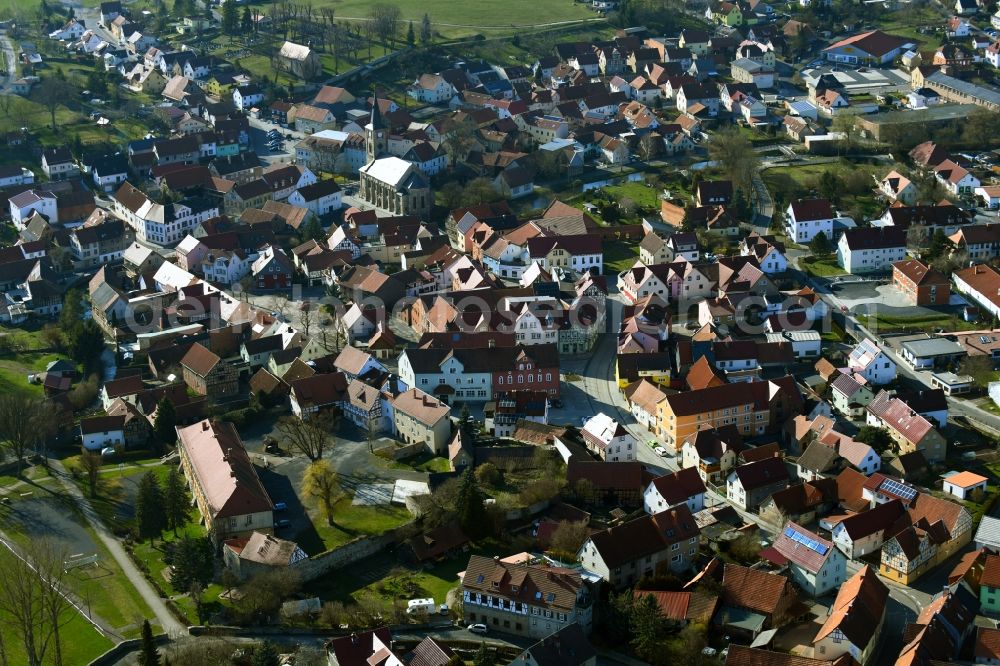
[
  {"xmin": 721, "ymin": 564, "xmax": 795, "ymax": 616},
  {"xmin": 772, "ymin": 522, "xmax": 835, "ymax": 574}
]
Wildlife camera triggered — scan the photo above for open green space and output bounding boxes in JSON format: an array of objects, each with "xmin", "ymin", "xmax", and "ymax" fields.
[
  {"xmin": 308, "ymin": 0, "xmax": 597, "ymax": 39},
  {"xmin": 2, "ymin": 493, "xmax": 158, "ymax": 639},
  {"xmin": 800, "ymin": 255, "xmax": 846, "ymax": 277},
  {"xmin": 876, "ymin": 6, "xmax": 947, "ymax": 51},
  {"xmin": 604, "ymin": 240, "xmax": 639, "ymax": 275},
  {"xmin": 764, "ymin": 160, "xmax": 901, "ymax": 221},
  {"xmin": 857, "ymin": 312, "xmax": 982, "ymax": 333},
  {"xmin": 0, "ymin": 567, "xmax": 114, "ymax": 666},
  {"xmin": 314, "ymin": 542, "xmax": 506, "ymax": 610},
  {"xmin": 602, "ymin": 180, "xmax": 665, "ymax": 211},
  {"xmin": 298, "ymin": 498, "xmax": 413, "ymax": 555},
  {"xmin": 383, "ymin": 451, "xmax": 452, "ymax": 474}
]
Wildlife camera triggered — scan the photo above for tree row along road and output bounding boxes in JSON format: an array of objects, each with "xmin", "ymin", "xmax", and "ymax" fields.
[{"xmin": 322, "ymin": 17, "xmax": 606, "ymax": 30}]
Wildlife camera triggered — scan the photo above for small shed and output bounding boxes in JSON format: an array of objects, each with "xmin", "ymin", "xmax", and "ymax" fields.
[{"xmin": 943, "ymin": 470, "xmax": 988, "ymax": 500}]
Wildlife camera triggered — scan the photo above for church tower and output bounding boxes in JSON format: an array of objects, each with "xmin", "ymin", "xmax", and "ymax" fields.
[{"xmin": 365, "ymin": 94, "xmax": 387, "ymax": 163}]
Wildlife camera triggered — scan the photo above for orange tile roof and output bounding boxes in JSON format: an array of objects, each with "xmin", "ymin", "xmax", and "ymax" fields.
[{"xmin": 945, "ymin": 471, "xmax": 988, "ymax": 488}]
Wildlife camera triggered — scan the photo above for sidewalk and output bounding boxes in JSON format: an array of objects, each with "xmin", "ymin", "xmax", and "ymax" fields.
[{"xmin": 48, "ymin": 459, "xmax": 187, "ymax": 637}]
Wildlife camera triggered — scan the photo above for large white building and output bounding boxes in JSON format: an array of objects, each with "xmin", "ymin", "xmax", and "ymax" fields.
[
  {"xmin": 837, "ymin": 227, "xmax": 907, "ymax": 274},
  {"xmin": 113, "ymin": 182, "xmax": 219, "ymax": 246},
  {"xmin": 786, "ymin": 198, "xmax": 836, "ymax": 243}
]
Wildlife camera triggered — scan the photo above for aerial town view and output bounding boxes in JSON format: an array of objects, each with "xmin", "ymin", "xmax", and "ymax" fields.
[{"xmin": 2, "ymin": 0, "xmax": 1000, "ymax": 663}]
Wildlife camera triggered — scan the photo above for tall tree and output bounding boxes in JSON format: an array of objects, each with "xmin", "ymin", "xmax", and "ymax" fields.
[
  {"xmin": 406, "ymin": 20, "xmax": 415, "ymax": 47},
  {"xmin": 169, "ymin": 535, "xmax": 214, "ymax": 592},
  {"xmin": 630, "ymin": 594, "xmax": 670, "ymax": 663},
  {"xmin": 164, "ymin": 467, "xmax": 189, "ymax": 536},
  {"xmin": 706, "ymin": 126, "xmax": 756, "ymax": 193},
  {"xmin": 135, "ymin": 471, "xmax": 166, "ymax": 545},
  {"xmin": 138, "ymin": 619, "xmax": 160, "ymax": 666},
  {"xmin": 153, "ymin": 398, "xmax": 177, "ymax": 446},
  {"xmin": 0, "ymin": 395, "xmax": 52, "ymax": 476},
  {"xmin": 241, "ymin": 5, "xmax": 254, "ymax": 34},
  {"xmin": 302, "ymin": 460, "xmax": 341, "ymax": 526},
  {"xmin": 855, "ymin": 426, "xmax": 893, "ymax": 455},
  {"xmin": 455, "ymin": 469, "xmax": 489, "ymax": 538},
  {"xmin": 35, "ymin": 77, "xmax": 66, "ymax": 132},
  {"xmin": 222, "ymin": 0, "xmax": 239, "ymax": 35},
  {"xmin": 276, "ymin": 414, "xmax": 334, "ymax": 461},
  {"xmin": 472, "ymin": 643, "xmax": 494, "ymax": 666},
  {"xmin": 420, "ymin": 13, "xmax": 432, "ymax": 46},
  {"xmin": 808, "ymin": 231, "xmax": 832, "ymax": 257},
  {"xmin": 0, "ymin": 538, "xmax": 71, "ymax": 666},
  {"xmin": 80, "ymin": 450, "xmax": 101, "ymax": 499}
]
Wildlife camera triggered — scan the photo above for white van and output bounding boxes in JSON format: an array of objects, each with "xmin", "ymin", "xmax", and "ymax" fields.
[{"xmin": 406, "ymin": 598, "xmax": 436, "ymax": 615}]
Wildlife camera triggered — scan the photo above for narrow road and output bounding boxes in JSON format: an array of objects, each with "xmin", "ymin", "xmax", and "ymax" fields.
[
  {"xmin": 48, "ymin": 459, "xmax": 187, "ymax": 637},
  {"xmin": 0, "ymin": 34, "xmax": 16, "ymax": 94}
]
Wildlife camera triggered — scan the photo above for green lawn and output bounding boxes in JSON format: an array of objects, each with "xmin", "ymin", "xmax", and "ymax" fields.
[
  {"xmin": 318, "ymin": 0, "xmax": 597, "ymax": 38},
  {"xmin": 314, "ymin": 542, "xmax": 507, "ymax": 610},
  {"xmin": 384, "ymin": 452, "xmax": 452, "ymax": 473},
  {"xmin": 857, "ymin": 312, "xmax": 982, "ymax": 333},
  {"xmin": 763, "ymin": 160, "xmax": 899, "ymax": 221},
  {"xmin": 0, "ymin": 594, "xmax": 113, "ymax": 666},
  {"xmin": 2, "ymin": 497, "xmax": 158, "ymax": 639},
  {"xmin": 602, "ymin": 181, "xmax": 665, "ymax": 211},
  {"xmin": 604, "ymin": 240, "xmax": 639, "ymax": 275},
  {"xmin": 300, "ymin": 499, "xmax": 413, "ymax": 555},
  {"xmin": 800, "ymin": 255, "xmax": 846, "ymax": 277}
]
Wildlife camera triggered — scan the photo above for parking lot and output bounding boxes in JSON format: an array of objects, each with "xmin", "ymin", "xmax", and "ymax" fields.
[{"xmin": 247, "ymin": 123, "xmax": 300, "ymax": 165}]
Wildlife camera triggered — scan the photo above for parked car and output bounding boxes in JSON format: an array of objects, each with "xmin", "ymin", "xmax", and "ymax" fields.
[
  {"xmin": 654, "ymin": 446, "xmax": 668, "ymax": 457},
  {"xmin": 274, "ymin": 502, "xmax": 287, "ymax": 512},
  {"xmin": 274, "ymin": 519, "xmax": 291, "ymax": 529},
  {"xmin": 439, "ymin": 603, "xmax": 449, "ymax": 615},
  {"xmin": 468, "ymin": 624, "xmax": 488, "ymax": 635}
]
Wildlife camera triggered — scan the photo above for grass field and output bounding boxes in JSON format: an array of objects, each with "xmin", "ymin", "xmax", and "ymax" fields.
[
  {"xmin": 314, "ymin": 542, "xmax": 506, "ymax": 610},
  {"xmin": 800, "ymin": 255, "xmax": 846, "ymax": 277},
  {"xmin": 0, "ymin": 573, "xmax": 114, "ymax": 666},
  {"xmin": 604, "ymin": 240, "xmax": 639, "ymax": 274},
  {"xmin": 300, "ymin": 499, "xmax": 413, "ymax": 555},
  {"xmin": 857, "ymin": 312, "xmax": 981, "ymax": 333},
  {"xmin": 764, "ymin": 160, "xmax": 899, "ymax": 220},
  {"xmin": 2, "ymin": 494, "xmax": 159, "ymax": 640},
  {"xmin": 312, "ymin": 0, "xmax": 597, "ymax": 38}
]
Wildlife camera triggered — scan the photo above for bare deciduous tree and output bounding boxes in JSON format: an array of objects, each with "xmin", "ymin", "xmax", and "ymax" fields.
[
  {"xmin": 275, "ymin": 413, "xmax": 334, "ymax": 461},
  {"xmin": 80, "ymin": 450, "xmax": 101, "ymax": 499},
  {"xmin": 0, "ymin": 538, "xmax": 72, "ymax": 666},
  {"xmin": 0, "ymin": 395, "xmax": 52, "ymax": 476},
  {"xmin": 300, "ymin": 301, "xmax": 315, "ymax": 338},
  {"xmin": 369, "ymin": 4, "xmax": 401, "ymax": 45}
]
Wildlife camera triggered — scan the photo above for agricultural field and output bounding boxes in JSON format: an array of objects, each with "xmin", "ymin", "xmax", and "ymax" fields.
[{"xmin": 306, "ymin": 0, "xmax": 598, "ymax": 39}]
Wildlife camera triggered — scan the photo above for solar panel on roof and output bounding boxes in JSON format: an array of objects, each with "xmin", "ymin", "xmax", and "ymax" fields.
[
  {"xmin": 881, "ymin": 479, "xmax": 917, "ymax": 501},
  {"xmin": 785, "ymin": 526, "xmax": 829, "ymax": 555}
]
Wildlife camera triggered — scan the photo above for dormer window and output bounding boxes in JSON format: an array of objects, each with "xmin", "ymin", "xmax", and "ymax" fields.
[
  {"xmin": 492, "ymin": 581, "xmax": 500, "ymax": 589},
  {"xmin": 511, "ymin": 585, "xmax": 519, "ymax": 592}
]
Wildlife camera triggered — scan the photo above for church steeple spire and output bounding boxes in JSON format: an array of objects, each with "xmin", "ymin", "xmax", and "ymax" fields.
[{"xmin": 365, "ymin": 92, "xmax": 387, "ymax": 162}]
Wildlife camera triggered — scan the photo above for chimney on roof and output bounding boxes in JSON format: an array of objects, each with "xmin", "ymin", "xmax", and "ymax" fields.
[{"xmin": 202, "ymin": 421, "xmax": 209, "ymax": 431}]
